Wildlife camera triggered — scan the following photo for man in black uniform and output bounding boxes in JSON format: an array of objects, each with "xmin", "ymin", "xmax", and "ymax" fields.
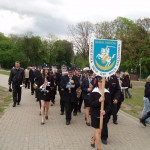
[
  {"xmin": 73, "ymin": 67, "xmax": 83, "ymax": 115},
  {"xmin": 51, "ymin": 64, "xmax": 58, "ymax": 105},
  {"xmin": 58, "ymin": 64, "xmax": 68, "ymax": 115},
  {"xmin": 29, "ymin": 65, "xmax": 36, "ymax": 95},
  {"xmin": 8, "ymin": 61, "xmax": 25, "ymax": 107},
  {"xmin": 60, "ymin": 67, "xmax": 80, "ymax": 125},
  {"xmin": 34, "ymin": 66, "xmax": 42, "ymax": 101},
  {"xmin": 101, "ymin": 73, "xmax": 121, "ymax": 144}
]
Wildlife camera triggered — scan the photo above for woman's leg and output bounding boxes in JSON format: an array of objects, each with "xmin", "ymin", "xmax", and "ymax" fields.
[
  {"xmin": 41, "ymin": 100, "xmax": 46, "ymax": 123},
  {"xmin": 141, "ymin": 97, "xmax": 150, "ymax": 123},
  {"xmin": 126, "ymin": 88, "xmax": 132, "ymax": 98},
  {"xmin": 85, "ymin": 107, "xmax": 90, "ymax": 124},
  {"xmin": 45, "ymin": 101, "xmax": 50, "ymax": 118},
  {"xmin": 95, "ymin": 129, "xmax": 102, "ymax": 150},
  {"xmin": 125, "ymin": 89, "xmax": 128, "ymax": 98},
  {"xmin": 141, "ymin": 97, "xmax": 148, "ymax": 117}
]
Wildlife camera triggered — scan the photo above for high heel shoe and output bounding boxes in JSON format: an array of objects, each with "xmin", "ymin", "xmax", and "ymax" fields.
[
  {"xmin": 41, "ymin": 122, "xmax": 45, "ymax": 125},
  {"xmin": 91, "ymin": 137, "xmax": 95, "ymax": 148},
  {"xmin": 86, "ymin": 122, "xmax": 90, "ymax": 126},
  {"xmin": 45, "ymin": 116, "xmax": 48, "ymax": 120}
]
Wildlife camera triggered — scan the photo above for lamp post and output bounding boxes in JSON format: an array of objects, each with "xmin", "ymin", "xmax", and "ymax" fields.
[{"xmin": 139, "ymin": 58, "xmax": 142, "ymax": 80}]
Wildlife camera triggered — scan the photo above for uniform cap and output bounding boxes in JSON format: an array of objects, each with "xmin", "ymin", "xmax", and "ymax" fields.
[{"xmin": 42, "ymin": 64, "xmax": 50, "ymax": 69}]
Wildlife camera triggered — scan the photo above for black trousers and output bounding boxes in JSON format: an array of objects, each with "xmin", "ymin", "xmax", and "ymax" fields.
[
  {"xmin": 59, "ymin": 90, "xmax": 65, "ymax": 113},
  {"xmin": 25, "ymin": 78, "xmax": 30, "ymax": 89},
  {"xmin": 78, "ymin": 96, "xmax": 83, "ymax": 111},
  {"xmin": 112, "ymin": 104, "xmax": 118, "ymax": 121},
  {"xmin": 73, "ymin": 98, "xmax": 78, "ymax": 114},
  {"xmin": 31, "ymin": 81, "xmax": 34, "ymax": 94},
  {"xmin": 65, "ymin": 102, "xmax": 75, "ymax": 121},
  {"xmin": 12, "ymin": 84, "xmax": 22, "ymax": 104},
  {"xmin": 101, "ymin": 118, "xmax": 108, "ymax": 140}
]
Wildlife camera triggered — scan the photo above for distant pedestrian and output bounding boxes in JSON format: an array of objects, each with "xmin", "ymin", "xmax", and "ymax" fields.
[
  {"xmin": 140, "ymin": 75, "xmax": 150, "ymax": 126},
  {"xmin": 29, "ymin": 65, "xmax": 36, "ymax": 95},
  {"xmin": 24, "ymin": 67, "xmax": 30, "ymax": 89},
  {"xmin": 8, "ymin": 61, "xmax": 25, "ymax": 107},
  {"xmin": 124, "ymin": 72, "xmax": 132, "ymax": 98}
]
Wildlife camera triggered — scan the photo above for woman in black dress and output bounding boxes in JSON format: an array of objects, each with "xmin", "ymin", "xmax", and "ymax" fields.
[
  {"xmin": 39, "ymin": 64, "xmax": 55, "ymax": 125},
  {"xmin": 82, "ymin": 70, "xmax": 94, "ymax": 126},
  {"xmin": 90, "ymin": 76, "xmax": 111, "ymax": 150}
]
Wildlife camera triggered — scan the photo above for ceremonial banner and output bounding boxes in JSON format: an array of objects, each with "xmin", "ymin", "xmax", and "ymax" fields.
[
  {"xmin": 89, "ymin": 39, "xmax": 122, "ymax": 77},
  {"xmin": 89, "ymin": 38, "xmax": 122, "ymax": 131}
]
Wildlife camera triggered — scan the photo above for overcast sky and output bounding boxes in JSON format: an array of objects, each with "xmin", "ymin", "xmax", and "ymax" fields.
[{"xmin": 0, "ymin": 0, "xmax": 150, "ymax": 38}]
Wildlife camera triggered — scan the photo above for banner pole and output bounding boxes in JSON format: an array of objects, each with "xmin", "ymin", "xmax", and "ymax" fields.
[{"xmin": 100, "ymin": 76, "xmax": 106, "ymax": 130}]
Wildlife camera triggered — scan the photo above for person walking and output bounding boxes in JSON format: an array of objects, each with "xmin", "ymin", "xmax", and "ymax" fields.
[
  {"xmin": 29, "ymin": 65, "xmax": 36, "ymax": 95},
  {"xmin": 124, "ymin": 72, "xmax": 132, "ymax": 98},
  {"xmin": 60, "ymin": 67, "xmax": 80, "ymax": 125},
  {"xmin": 82, "ymin": 70, "xmax": 94, "ymax": 126},
  {"xmin": 8, "ymin": 61, "xmax": 25, "ymax": 107},
  {"xmin": 90, "ymin": 76, "xmax": 111, "ymax": 150},
  {"xmin": 39, "ymin": 64, "xmax": 55, "ymax": 125},
  {"xmin": 24, "ymin": 67, "xmax": 30, "ymax": 89},
  {"xmin": 140, "ymin": 75, "xmax": 150, "ymax": 126}
]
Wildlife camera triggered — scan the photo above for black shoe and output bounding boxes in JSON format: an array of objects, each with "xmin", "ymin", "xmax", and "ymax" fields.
[
  {"xmin": 78, "ymin": 110, "xmax": 81, "ymax": 113},
  {"xmin": 31, "ymin": 93, "xmax": 34, "ymax": 95},
  {"xmin": 12, "ymin": 103, "xmax": 16, "ymax": 107},
  {"xmin": 140, "ymin": 118, "xmax": 146, "ymax": 126},
  {"xmin": 73, "ymin": 112, "xmax": 77, "ymax": 116},
  {"xmin": 66, "ymin": 121, "xmax": 70, "ymax": 125},
  {"xmin": 102, "ymin": 139, "xmax": 107, "ymax": 145},
  {"xmin": 91, "ymin": 137, "xmax": 95, "ymax": 148},
  {"xmin": 45, "ymin": 116, "xmax": 48, "ymax": 120},
  {"xmin": 17, "ymin": 102, "xmax": 20, "ymax": 105},
  {"xmin": 60, "ymin": 112, "xmax": 64, "ymax": 115},
  {"xmin": 41, "ymin": 122, "xmax": 45, "ymax": 125},
  {"xmin": 86, "ymin": 122, "xmax": 90, "ymax": 126},
  {"xmin": 113, "ymin": 120, "xmax": 118, "ymax": 125}
]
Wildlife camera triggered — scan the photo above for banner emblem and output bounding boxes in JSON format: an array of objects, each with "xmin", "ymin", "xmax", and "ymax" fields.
[{"xmin": 89, "ymin": 39, "xmax": 121, "ymax": 77}]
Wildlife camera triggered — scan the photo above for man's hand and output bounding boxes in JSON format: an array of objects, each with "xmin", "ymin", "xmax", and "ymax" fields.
[
  {"xmin": 87, "ymin": 88, "xmax": 91, "ymax": 92},
  {"xmin": 70, "ymin": 80, "xmax": 74, "ymax": 84}
]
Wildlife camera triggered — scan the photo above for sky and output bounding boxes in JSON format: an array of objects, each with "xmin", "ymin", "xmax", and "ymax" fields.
[{"xmin": 0, "ymin": 0, "xmax": 150, "ymax": 38}]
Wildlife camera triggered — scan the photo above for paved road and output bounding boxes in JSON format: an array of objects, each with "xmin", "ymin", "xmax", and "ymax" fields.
[{"xmin": 0, "ymin": 74, "xmax": 150, "ymax": 150}]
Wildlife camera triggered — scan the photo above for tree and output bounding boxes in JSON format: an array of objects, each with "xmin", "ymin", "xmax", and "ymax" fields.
[
  {"xmin": 95, "ymin": 21, "xmax": 113, "ymax": 39},
  {"xmin": 50, "ymin": 40, "xmax": 74, "ymax": 67},
  {"xmin": 69, "ymin": 21, "xmax": 94, "ymax": 60}
]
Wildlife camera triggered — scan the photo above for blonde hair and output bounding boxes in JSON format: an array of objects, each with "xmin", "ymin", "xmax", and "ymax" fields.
[
  {"xmin": 124, "ymin": 72, "xmax": 129, "ymax": 76},
  {"xmin": 146, "ymin": 75, "xmax": 150, "ymax": 82}
]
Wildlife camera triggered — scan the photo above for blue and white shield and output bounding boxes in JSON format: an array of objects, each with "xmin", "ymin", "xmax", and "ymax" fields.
[{"xmin": 89, "ymin": 39, "xmax": 122, "ymax": 77}]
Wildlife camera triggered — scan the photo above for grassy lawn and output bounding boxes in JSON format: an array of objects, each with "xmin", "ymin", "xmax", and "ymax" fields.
[
  {"xmin": 121, "ymin": 80, "xmax": 145, "ymax": 118},
  {"xmin": 0, "ymin": 86, "xmax": 12, "ymax": 118},
  {"xmin": 0, "ymin": 70, "xmax": 10, "ymax": 76}
]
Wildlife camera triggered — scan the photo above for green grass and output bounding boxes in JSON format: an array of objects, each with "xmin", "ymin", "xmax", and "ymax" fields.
[
  {"xmin": 121, "ymin": 81, "xmax": 145, "ymax": 118},
  {"xmin": 0, "ymin": 87, "xmax": 12, "ymax": 118},
  {"xmin": 131, "ymin": 80, "xmax": 145, "ymax": 86},
  {"xmin": 0, "ymin": 70, "xmax": 10, "ymax": 76}
]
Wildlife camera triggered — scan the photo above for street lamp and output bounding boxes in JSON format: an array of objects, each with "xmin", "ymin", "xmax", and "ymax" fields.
[{"xmin": 139, "ymin": 58, "xmax": 142, "ymax": 80}]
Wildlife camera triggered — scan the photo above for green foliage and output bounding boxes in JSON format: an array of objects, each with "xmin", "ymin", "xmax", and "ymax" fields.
[
  {"xmin": 0, "ymin": 34, "xmax": 74, "ymax": 69},
  {"xmin": 50, "ymin": 40, "xmax": 74, "ymax": 66},
  {"xmin": 74, "ymin": 54, "xmax": 89, "ymax": 69}
]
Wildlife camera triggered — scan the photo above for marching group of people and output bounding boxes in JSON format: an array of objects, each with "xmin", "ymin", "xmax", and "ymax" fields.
[{"xmin": 8, "ymin": 60, "xmax": 137, "ymax": 150}]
